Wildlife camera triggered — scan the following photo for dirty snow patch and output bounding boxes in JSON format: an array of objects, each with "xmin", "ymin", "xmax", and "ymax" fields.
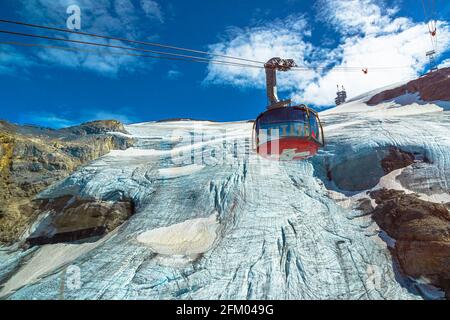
[{"xmin": 137, "ymin": 214, "xmax": 219, "ymax": 255}]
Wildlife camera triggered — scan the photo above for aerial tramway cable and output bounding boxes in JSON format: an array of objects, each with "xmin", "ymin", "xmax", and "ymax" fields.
[
  {"xmin": 0, "ymin": 18, "xmax": 266, "ymax": 65},
  {"xmin": 0, "ymin": 29, "xmax": 266, "ymax": 70},
  {"xmin": 0, "ymin": 18, "xmax": 417, "ymax": 74},
  {"xmin": 0, "ymin": 35, "xmax": 410, "ymax": 74},
  {"xmin": 0, "ymin": 37, "xmax": 413, "ymax": 74},
  {"xmin": 0, "ymin": 19, "xmax": 417, "ymax": 75},
  {"xmin": 0, "ymin": 40, "xmax": 266, "ymax": 69}
]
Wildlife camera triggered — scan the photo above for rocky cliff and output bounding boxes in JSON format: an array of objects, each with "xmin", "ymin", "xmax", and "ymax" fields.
[
  {"xmin": 0, "ymin": 120, "xmax": 134, "ymax": 244},
  {"xmin": 367, "ymin": 67, "xmax": 450, "ymax": 105},
  {"xmin": 371, "ymin": 189, "xmax": 450, "ymax": 297}
]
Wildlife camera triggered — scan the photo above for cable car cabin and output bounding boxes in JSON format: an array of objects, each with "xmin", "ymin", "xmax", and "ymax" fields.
[
  {"xmin": 254, "ymin": 57, "xmax": 325, "ymax": 161},
  {"xmin": 254, "ymin": 105, "xmax": 324, "ymax": 161}
]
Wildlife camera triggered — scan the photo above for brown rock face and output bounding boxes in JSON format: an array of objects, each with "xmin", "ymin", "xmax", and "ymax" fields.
[
  {"xmin": 381, "ymin": 147, "xmax": 415, "ymax": 175},
  {"xmin": 0, "ymin": 120, "xmax": 134, "ymax": 244},
  {"xmin": 371, "ymin": 189, "xmax": 450, "ymax": 298},
  {"xmin": 367, "ymin": 67, "xmax": 450, "ymax": 105},
  {"xmin": 27, "ymin": 196, "xmax": 134, "ymax": 246}
]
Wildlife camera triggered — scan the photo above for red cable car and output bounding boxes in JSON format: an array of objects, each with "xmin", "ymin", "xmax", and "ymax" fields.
[
  {"xmin": 254, "ymin": 58, "xmax": 325, "ymax": 161},
  {"xmin": 254, "ymin": 105, "xmax": 324, "ymax": 161},
  {"xmin": 428, "ymin": 20, "xmax": 437, "ymax": 37}
]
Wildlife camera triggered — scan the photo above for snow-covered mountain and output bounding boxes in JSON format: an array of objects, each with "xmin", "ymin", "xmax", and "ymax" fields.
[{"xmin": 0, "ymin": 80, "xmax": 449, "ymax": 300}]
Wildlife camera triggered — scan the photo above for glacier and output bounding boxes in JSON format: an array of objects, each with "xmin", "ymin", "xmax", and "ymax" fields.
[{"xmin": 0, "ymin": 92, "xmax": 449, "ymax": 300}]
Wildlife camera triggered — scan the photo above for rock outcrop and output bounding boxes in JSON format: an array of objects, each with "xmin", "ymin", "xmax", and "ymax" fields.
[
  {"xmin": 367, "ymin": 67, "xmax": 450, "ymax": 105},
  {"xmin": 380, "ymin": 147, "xmax": 415, "ymax": 175},
  {"xmin": 370, "ymin": 189, "xmax": 450, "ymax": 298},
  {"xmin": 0, "ymin": 120, "xmax": 134, "ymax": 244},
  {"xmin": 27, "ymin": 195, "xmax": 134, "ymax": 246}
]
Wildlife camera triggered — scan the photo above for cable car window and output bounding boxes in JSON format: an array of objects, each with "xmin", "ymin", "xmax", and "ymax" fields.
[{"xmin": 309, "ymin": 113, "xmax": 319, "ymax": 140}]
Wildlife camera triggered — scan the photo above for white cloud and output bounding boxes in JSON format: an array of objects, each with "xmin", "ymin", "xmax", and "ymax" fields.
[
  {"xmin": 167, "ymin": 69, "xmax": 182, "ymax": 80},
  {"xmin": 140, "ymin": 0, "xmax": 164, "ymax": 22},
  {"xmin": 6, "ymin": 0, "xmax": 165, "ymax": 76},
  {"xmin": 316, "ymin": 0, "xmax": 405, "ymax": 36},
  {"xmin": 205, "ymin": 0, "xmax": 450, "ymax": 106},
  {"xmin": 205, "ymin": 15, "xmax": 316, "ymax": 91},
  {"xmin": 0, "ymin": 45, "xmax": 36, "ymax": 75}
]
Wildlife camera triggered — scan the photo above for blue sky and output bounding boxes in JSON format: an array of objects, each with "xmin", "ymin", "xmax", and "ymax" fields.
[{"xmin": 0, "ymin": 0, "xmax": 449, "ymax": 128}]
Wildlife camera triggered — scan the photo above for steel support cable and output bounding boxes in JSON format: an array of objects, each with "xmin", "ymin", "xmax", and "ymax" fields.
[
  {"xmin": 292, "ymin": 66, "xmax": 413, "ymax": 71},
  {"xmin": 0, "ymin": 29, "xmax": 266, "ymax": 69},
  {"xmin": 0, "ymin": 19, "xmax": 412, "ymax": 72},
  {"xmin": 0, "ymin": 40, "xmax": 266, "ymax": 69},
  {"xmin": 0, "ymin": 31, "xmax": 414, "ymax": 73},
  {"xmin": 431, "ymin": 0, "xmax": 438, "ymax": 50},
  {"xmin": 0, "ymin": 39, "xmax": 411, "ymax": 74},
  {"xmin": 421, "ymin": 0, "xmax": 429, "ymax": 19},
  {"xmin": 0, "ymin": 18, "xmax": 265, "ymax": 65}
]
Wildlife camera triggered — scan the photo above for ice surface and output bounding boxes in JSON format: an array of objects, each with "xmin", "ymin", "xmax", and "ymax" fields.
[
  {"xmin": 0, "ymin": 234, "xmax": 113, "ymax": 297},
  {"xmin": 1, "ymin": 95, "xmax": 449, "ymax": 300},
  {"xmin": 157, "ymin": 164, "xmax": 205, "ymax": 179}
]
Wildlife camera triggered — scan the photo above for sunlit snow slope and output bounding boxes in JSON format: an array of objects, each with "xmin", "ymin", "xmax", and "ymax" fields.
[{"xmin": 1, "ymin": 91, "xmax": 449, "ymax": 300}]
